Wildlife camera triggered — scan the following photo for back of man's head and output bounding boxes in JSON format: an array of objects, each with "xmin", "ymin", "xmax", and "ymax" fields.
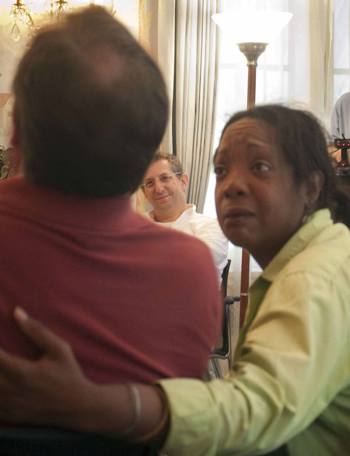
[{"xmin": 13, "ymin": 6, "xmax": 168, "ymax": 197}]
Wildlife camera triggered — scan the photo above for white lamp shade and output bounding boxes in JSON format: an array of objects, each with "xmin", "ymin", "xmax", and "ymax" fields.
[{"xmin": 212, "ymin": 11, "xmax": 292, "ymax": 44}]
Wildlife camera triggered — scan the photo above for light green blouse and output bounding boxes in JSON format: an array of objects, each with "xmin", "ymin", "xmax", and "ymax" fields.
[{"xmin": 159, "ymin": 209, "xmax": 350, "ymax": 456}]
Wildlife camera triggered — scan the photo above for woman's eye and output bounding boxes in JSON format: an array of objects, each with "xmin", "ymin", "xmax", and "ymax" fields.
[
  {"xmin": 214, "ymin": 166, "xmax": 227, "ymax": 179},
  {"xmin": 253, "ymin": 162, "xmax": 270, "ymax": 172}
]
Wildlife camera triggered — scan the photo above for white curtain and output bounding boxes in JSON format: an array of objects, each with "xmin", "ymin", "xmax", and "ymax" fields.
[
  {"xmin": 158, "ymin": 0, "xmax": 220, "ymax": 212},
  {"xmin": 309, "ymin": 0, "xmax": 334, "ymax": 123},
  {"xmin": 157, "ymin": 0, "xmax": 176, "ymax": 157}
]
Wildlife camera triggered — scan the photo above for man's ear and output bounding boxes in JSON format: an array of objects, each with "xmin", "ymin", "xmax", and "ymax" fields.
[
  {"xmin": 181, "ymin": 173, "xmax": 189, "ymax": 191},
  {"xmin": 305, "ymin": 170, "xmax": 325, "ymax": 208}
]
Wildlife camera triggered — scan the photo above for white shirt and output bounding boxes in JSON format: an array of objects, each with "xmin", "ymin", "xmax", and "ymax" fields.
[{"xmin": 144, "ymin": 205, "xmax": 229, "ymax": 283}]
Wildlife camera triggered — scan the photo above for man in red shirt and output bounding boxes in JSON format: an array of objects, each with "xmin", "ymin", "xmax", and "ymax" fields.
[{"xmin": 0, "ymin": 6, "xmax": 222, "ymax": 384}]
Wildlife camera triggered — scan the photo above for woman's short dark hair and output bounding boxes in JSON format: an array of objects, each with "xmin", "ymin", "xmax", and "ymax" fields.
[
  {"xmin": 220, "ymin": 104, "xmax": 350, "ymax": 228},
  {"xmin": 13, "ymin": 6, "xmax": 168, "ymax": 197}
]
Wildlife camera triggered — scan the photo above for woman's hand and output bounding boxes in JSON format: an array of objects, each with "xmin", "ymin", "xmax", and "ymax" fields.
[
  {"xmin": 0, "ymin": 308, "xmax": 169, "ymax": 445},
  {"xmin": 0, "ymin": 307, "xmax": 97, "ymax": 429}
]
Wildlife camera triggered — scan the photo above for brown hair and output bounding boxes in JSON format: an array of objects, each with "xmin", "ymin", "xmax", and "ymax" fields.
[
  {"xmin": 13, "ymin": 6, "xmax": 168, "ymax": 197},
  {"xmin": 150, "ymin": 151, "xmax": 184, "ymax": 176}
]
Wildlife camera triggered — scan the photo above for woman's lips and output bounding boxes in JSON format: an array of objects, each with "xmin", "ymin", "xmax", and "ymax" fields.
[
  {"xmin": 223, "ymin": 208, "xmax": 255, "ymax": 224},
  {"xmin": 225, "ymin": 208, "xmax": 255, "ymax": 217}
]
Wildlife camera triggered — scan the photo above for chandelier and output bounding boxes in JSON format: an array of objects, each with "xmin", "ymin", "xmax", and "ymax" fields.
[
  {"xmin": 8, "ymin": 0, "xmax": 115, "ymax": 44},
  {"xmin": 47, "ymin": 0, "xmax": 76, "ymax": 23}
]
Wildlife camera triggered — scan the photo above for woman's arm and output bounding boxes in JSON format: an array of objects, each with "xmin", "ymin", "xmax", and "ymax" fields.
[{"xmin": 0, "ymin": 308, "xmax": 168, "ymax": 447}]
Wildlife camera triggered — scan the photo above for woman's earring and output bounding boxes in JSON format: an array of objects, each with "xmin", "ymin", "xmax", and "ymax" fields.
[
  {"xmin": 302, "ymin": 199, "xmax": 314, "ymax": 224},
  {"xmin": 302, "ymin": 214, "xmax": 311, "ymax": 224}
]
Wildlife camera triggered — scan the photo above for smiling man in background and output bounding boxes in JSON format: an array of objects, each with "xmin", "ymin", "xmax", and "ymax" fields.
[{"xmin": 142, "ymin": 152, "xmax": 228, "ymax": 283}]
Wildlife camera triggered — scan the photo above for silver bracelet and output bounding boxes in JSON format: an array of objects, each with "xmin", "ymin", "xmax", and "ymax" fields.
[{"xmin": 119, "ymin": 383, "xmax": 141, "ymax": 437}]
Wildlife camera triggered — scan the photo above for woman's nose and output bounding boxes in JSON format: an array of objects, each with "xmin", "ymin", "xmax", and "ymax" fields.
[{"xmin": 222, "ymin": 170, "xmax": 248, "ymax": 197}]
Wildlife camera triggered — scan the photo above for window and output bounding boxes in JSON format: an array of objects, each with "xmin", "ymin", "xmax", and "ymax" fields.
[{"xmin": 333, "ymin": 0, "xmax": 350, "ymax": 101}]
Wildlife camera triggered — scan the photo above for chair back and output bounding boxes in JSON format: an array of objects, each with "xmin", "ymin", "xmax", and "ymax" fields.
[
  {"xmin": 210, "ymin": 295, "xmax": 240, "ymax": 363},
  {"xmin": 220, "ymin": 259, "xmax": 231, "ymax": 297},
  {"xmin": 210, "ymin": 260, "xmax": 240, "ymax": 376}
]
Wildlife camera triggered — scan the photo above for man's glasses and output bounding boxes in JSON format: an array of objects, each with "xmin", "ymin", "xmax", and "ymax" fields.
[{"xmin": 141, "ymin": 172, "xmax": 181, "ymax": 189}]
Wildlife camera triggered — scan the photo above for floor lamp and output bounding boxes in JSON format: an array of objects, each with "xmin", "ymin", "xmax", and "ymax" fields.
[{"xmin": 212, "ymin": 10, "xmax": 292, "ymax": 327}]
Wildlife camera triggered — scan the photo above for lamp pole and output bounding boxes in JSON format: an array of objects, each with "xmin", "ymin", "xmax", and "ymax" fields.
[
  {"xmin": 237, "ymin": 42, "xmax": 267, "ymax": 328},
  {"xmin": 212, "ymin": 10, "xmax": 292, "ymax": 328}
]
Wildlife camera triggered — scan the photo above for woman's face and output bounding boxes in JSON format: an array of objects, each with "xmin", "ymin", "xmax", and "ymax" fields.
[{"xmin": 215, "ymin": 117, "xmax": 309, "ymax": 268}]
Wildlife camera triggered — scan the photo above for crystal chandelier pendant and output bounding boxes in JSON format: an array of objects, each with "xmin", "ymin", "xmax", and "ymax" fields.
[
  {"xmin": 10, "ymin": 0, "xmax": 35, "ymax": 42},
  {"xmin": 11, "ymin": 23, "xmax": 20, "ymax": 42}
]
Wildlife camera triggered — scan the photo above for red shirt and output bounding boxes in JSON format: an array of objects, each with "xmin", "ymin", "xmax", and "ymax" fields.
[{"xmin": 0, "ymin": 177, "xmax": 222, "ymax": 383}]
